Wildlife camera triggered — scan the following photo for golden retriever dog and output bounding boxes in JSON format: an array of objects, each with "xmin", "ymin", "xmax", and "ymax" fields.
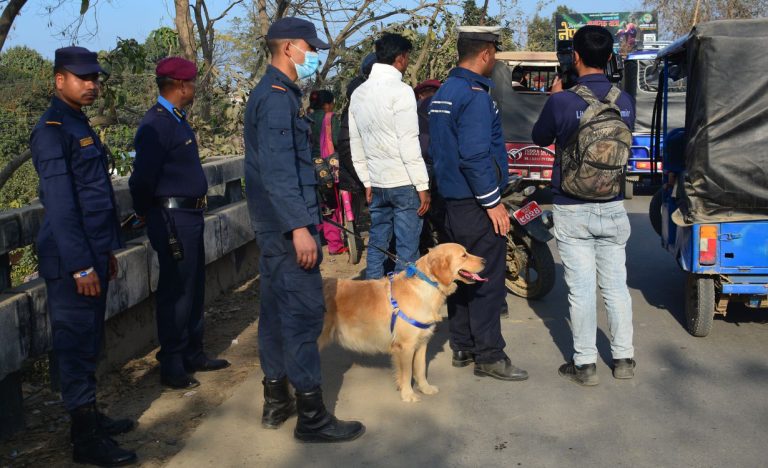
[{"xmin": 320, "ymin": 243, "xmax": 486, "ymax": 402}]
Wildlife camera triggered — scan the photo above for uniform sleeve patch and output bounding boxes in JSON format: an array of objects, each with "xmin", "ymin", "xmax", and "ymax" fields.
[
  {"xmin": 79, "ymin": 136, "xmax": 95, "ymax": 147},
  {"xmin": 45, "ymin": 121, "xmax": 62, "ymax": 126},
  {"xmin": 271, "ymin": 85, "xmax": 287, "ymax": 92}
]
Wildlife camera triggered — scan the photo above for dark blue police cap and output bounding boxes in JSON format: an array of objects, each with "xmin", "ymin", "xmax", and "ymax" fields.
[
  {"xmin": 267, "ymin": 17, "xmax": 330, "ymax": 50},
  {"xmin": 54, "ymin": 46, "xmax": 104, "ymax": 76}
]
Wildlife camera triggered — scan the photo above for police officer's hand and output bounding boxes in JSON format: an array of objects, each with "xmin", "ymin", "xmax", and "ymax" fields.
[
  {"xmin": 486, "ymin": 204, "xmax": 511, "ymax": 236},
  {"xmin": 417, "ymin": 190, "xmax": 431, "ymax": 217},
  {"xmin": 75, "ymin": 270, "xmax": 101, "ymax": 297},
  {"xmin": 365, "ymin": 187, "xmax": 373, "ymax": 205},
  {"xmin": 109, "ymin": 254, "xmax": 118, "ymax": 280},
  {"xmin": 292, "ymin": 227, "xmax": 319, "ymax": 270}
]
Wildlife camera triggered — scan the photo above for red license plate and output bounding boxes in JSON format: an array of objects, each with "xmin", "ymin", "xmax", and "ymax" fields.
[{"xmin": 513, "ymin": 201, "xmax": 543, "ymax": 226}]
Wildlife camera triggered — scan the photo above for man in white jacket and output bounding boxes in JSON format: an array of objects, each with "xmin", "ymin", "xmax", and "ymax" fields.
[{"xmin": 349, "ymin": 33, "xmax": 431, "ymax": 279}]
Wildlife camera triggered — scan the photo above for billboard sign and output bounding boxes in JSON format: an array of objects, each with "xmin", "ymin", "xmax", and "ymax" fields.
[{"xmin": 555, "ymin": 11, "xmax": 658, "ymax": 55}]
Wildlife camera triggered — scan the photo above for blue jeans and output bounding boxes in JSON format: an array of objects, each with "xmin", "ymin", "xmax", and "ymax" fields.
[
  {"xmin": 366, "ymin": 185, "xmax": 423, "ymax": 279},
  {"xmin": 553, "ymin": 201, "xmax": 634, "ymax": 366}
]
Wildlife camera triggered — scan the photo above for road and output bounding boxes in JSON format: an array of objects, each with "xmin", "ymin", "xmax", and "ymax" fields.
[{"xmin": 165, "ymin": 195, "xmax": 768, "ymax": 468}]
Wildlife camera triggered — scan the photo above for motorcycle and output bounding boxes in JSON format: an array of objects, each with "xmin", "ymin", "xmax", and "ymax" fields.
[
  {"xmin": 501, "ymin": 176, "xmax": 556, "ymax": 299},
  {"xmin": 421, "ymin": 175, "xmax": 556, "ymax": 299}
]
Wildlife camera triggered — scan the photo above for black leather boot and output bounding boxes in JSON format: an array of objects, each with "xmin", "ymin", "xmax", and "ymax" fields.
[
  {"xmin": 294, "ymin": 388, "xmax": 365, "ymax": 443},
  {"xmin": 97, "ymin": 408, "xmax": 136, "ymax": 436},
  {"xmin": 70, "ymin": 404, "xmax": 137, "ymax": 466},
  {"xmin": 262, "ymin": 377, "xmax": 296, "ymax": 429}
]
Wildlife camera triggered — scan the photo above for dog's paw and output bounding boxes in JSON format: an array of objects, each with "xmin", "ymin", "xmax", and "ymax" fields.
[
  {"xmin": 400, "ymin": 391, "xmax": 421, "ymax": 403},
  {"xmin": 418, "ymin": 383, "xmax": 439, "ymax": 395}
]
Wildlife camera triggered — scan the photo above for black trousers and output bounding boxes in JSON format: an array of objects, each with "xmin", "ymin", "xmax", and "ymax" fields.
[
  {"xmin": 146, "ymin": 207, "xmax": 206, "ymax": 377},
  {"xmin": 46, "ymin": 253, "xmax": 109, "ymax": 411},
  {"xmin": 444, "ymin": 199, "xmax": 508, "ymax": 364},
  {"xmin": 255, "ymin": 229, "xmax": 324, "ymax": 392}
]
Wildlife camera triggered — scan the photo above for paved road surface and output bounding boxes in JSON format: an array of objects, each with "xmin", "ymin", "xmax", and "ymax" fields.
[{"xmin": 166, "ymin": 195, "xmax": 768, "ymax": 468}]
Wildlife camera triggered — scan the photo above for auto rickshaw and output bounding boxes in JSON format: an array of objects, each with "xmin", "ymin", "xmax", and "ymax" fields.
[
  {"xmin": 649, "ymin": 19, "xmax": 768, "ymax": 337},
  {"xmin": 621, "ymin": 43, "xmax": 686, "ymax": 198},
  {"xmin": 491, "ymin": 51, "xmax": 558, "ymax": 184}
]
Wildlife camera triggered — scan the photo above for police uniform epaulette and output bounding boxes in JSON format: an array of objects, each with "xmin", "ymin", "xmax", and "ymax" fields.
[
  {"xmin": 271, "ymin": 84, "xmax": 287, "ymax": 92},
  {"xmin": 44, "ymin": 107, "xmax": 64, "ymax": 126}
]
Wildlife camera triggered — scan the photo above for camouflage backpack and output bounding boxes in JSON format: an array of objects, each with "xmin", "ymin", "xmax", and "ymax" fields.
[{"xmin": 559, "ymin": 85, "xmax": 632, "ymax": 201}]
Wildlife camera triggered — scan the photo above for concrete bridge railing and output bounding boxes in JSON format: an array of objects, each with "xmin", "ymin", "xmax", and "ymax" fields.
[{"xmin": 0, "ymin": 156, "xmax": 256, "ymax": 439}]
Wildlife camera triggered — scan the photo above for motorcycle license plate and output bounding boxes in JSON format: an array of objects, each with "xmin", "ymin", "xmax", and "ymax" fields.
[{"xmin": 513, "ymin": 201, "xmax": 543, "ymax": 226}]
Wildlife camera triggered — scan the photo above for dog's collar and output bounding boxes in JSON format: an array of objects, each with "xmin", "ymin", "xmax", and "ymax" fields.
[
  {"xmin": 388, "ymin": 273, "xmax": 436, "ymax": 333},
  {"xmin": 405, "ymin": 263, "xmax": 440, "ymax": 289}
]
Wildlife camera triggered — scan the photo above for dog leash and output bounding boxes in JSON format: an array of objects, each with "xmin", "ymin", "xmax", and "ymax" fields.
[{"xmin": 321, "ymin": 215, "xmax": 439, "ymax": 289}]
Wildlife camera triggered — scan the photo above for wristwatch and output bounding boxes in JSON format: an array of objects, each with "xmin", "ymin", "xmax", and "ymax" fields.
[{"xmin": 72, "ymin": 267, "xmax": 94, "ymax": 279}]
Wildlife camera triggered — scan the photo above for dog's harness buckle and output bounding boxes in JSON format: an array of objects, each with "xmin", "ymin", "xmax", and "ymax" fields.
[{"xmin": 388, "ymin": 273, "xmax": 435, "ymax": 333}]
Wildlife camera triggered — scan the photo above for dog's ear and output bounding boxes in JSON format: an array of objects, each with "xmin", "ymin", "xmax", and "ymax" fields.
[{"xmin": 429, "ymin": 254, "xmax": 454, "ymax": 286}]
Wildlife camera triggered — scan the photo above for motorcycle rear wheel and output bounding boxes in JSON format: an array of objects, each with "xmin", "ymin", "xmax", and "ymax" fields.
[{"xmin": 505, "ymin": 234, "xmax": 555, "ymax": 299}]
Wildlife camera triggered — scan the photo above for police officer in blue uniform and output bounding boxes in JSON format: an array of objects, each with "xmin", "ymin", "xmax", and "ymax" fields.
[
  {"xmin": 31, "ymin": 46, "xmax": 137, "ymax": 466},
  {"xmin": 129, "ymin": 57, "xmax": 229, "ymax": 390},
  {"xmin": 429, "ymin": 27, "xmax": 529, "ymax": 381},
  {"xmin": 244, "ymin": 17, "xmax": 364, "ymax": 443}
]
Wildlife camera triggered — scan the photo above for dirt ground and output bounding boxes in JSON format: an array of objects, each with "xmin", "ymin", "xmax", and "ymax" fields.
[{"xmin": 0, "ymin": 246, "xmax": 365, "ymax": 468}]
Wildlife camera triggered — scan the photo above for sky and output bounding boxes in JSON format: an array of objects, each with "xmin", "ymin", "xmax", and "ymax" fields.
[{"xmin": 4, "ymin": 0, "xmax": 644, "ymax": 59}]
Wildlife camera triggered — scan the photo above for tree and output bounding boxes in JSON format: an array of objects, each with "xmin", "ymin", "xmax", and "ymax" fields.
[
  {"xmin": 174, "ymin": 0, "xmax": 196, "ymax": 61},
  {"xmin": 0, "ymin": 46, "xmax": 51, "ymax": 207},
  {"xmin": 0, "ymin": 0, "xmax": 95, "ymax": 54},
  {"xmin": 526, "ymin": 14, "xmax": 552, "ymax": 51},
  {"xmin": 645, "ymin": 0, "xmax": 768, "ymax": 37},
  {"xmin": 172, "ymin": 0, "xmax": 244, "ymax": 121},
  {"xmin": 526, "ymin": 5, "xmax": 577, "ymax": 51},
  {"xmin": 0, "ymin": 0, "xmax": 28, "ymax": 54}
]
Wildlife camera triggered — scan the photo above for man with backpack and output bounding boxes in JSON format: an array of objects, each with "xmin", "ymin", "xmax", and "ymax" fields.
[{"xmin": 532, "ymin": 25, "xmax": 636, "ymax": 386}]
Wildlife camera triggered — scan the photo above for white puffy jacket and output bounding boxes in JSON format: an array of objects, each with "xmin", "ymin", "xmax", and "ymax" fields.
[{"xmin": 348, "ymin": 63, "xmax": 429, "ymax": 191}]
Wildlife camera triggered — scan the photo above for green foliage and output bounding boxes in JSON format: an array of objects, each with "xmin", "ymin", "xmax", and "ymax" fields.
[
  {"xmin": 526, "ymin": 5, "xmax": 577, "ymax": 51},
  {"xmin": 0, "ymin": 46, "xmax": 50, "ymax": 210},
  {"xmin": 11, "ymin": 246, "xmax": 38, "ymax": 287},
  {"xmin": 527, "ymin": 14, "xmax": 554, "ymax": 51}
]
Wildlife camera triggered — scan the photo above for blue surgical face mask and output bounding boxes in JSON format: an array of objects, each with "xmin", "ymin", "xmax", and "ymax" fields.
[{"xmin": 290, "ymin": 44, "xmax": 320, "ymax": 80}]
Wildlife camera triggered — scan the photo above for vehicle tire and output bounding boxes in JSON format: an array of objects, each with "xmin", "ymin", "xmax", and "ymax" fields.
[
  {"xmin": 344, "ymin": 219, "xmax": 362, "ymax": 265},
  {"xmin": 624, "ymin": 179, "xmax": 634, "ymax": 199},
  {"xmin": 505, "ymin": 235, "xmax": 555, "ymax": 299},
  {"xmin": 684, "ymin": 274, "xmax": 715, "ymax": 337},
  {"xmin": 649, "ymin": 189, "xmax": 663, "ymax": 236}
]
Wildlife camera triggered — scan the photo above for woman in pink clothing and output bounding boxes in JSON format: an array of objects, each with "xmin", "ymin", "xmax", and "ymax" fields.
[{"xmin": 309, "ymin": 90, "xmax": 346, "ymax": 255}]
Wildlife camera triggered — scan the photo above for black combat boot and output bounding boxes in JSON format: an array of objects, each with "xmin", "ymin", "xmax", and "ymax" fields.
[
  {"xmin": 294, "ymin": 388, "xmax": 365, "ymax": 443},
  {"xmin": 97, "ymin": 409, "xmax": 136, "ymax": 436},
  {"xmin": 70, "ymin": 404, "xmax": 137, "ymax": 466},
  {"xmin": 262, "ymin": 377, "xmax": 296, "ymax": 429}
]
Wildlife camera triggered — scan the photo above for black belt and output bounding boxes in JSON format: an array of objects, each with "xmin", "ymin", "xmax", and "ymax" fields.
[{"xmin": 155, "ymin": 196, "xmax": 207, "ymax": 210}]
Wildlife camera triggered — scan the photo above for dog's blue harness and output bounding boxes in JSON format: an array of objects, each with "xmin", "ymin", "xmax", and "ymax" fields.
[{"xmin": 387, "ymin": 264, "xmax": 440, "ymax": 333}]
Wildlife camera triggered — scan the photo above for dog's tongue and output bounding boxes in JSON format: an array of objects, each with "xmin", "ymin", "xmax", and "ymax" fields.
[{"xmin": 461, "ymin": 270, "xmax": 488, "ymax": 282}]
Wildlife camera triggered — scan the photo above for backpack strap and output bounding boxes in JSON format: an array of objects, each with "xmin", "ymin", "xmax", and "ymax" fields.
[
  {"xmin": 569, "ymin": 85, "xmax": 604, "ymax": 123},
  {"xmin": 603, "ymin": 86, "xmax": 623, "ymax": 106}
]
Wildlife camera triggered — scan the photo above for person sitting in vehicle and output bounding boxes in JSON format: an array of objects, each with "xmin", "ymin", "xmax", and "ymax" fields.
[{"xmin": 511, "ymin": 67, "xmax": 529, "ymax": 91}]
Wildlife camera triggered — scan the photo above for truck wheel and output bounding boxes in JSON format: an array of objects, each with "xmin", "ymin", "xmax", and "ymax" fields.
[
  {"xmin": 649, "ymin": 189, "xmax": 663, "ymax": 236},
  {"xmin": 624, "ymin": 179, "xmax": 634, "ymax": 199},
  {"xmin": 684, "ymin": 274, "xmax": 715, "ymax": 337}
]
